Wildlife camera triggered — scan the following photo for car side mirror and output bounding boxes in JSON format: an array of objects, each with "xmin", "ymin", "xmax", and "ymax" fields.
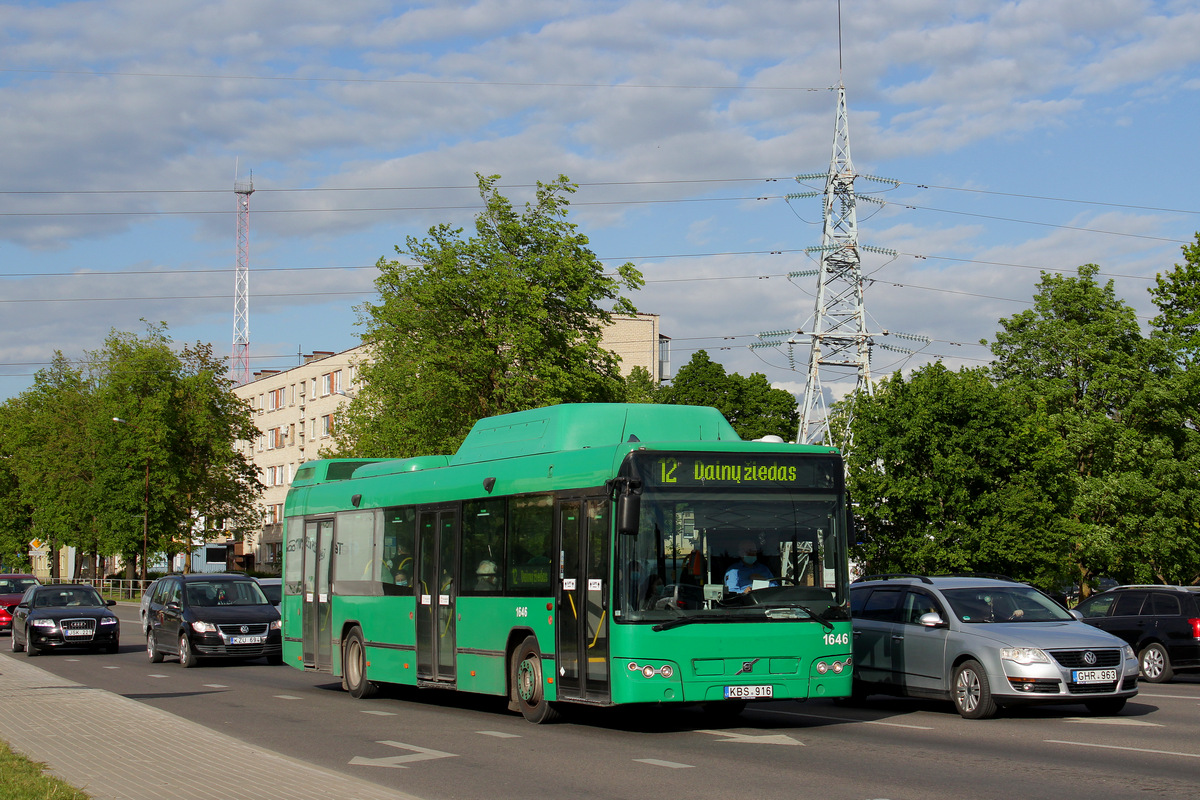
[
  {"xmin": 919, "ymin": 611, "xmax": 947, "ymax": 628},
  {"xmin": 106, "ymin": 599, "xmax": 116, "ymax": 607},
  {"xmin": 1069, "ymin": 609, "xmax": 1083, "ymax": 621}
]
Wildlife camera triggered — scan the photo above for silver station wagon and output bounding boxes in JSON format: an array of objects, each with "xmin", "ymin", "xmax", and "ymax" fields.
[{"xmin": 848, "ymin": 574, "xmax": 1138, "ymax": 719}]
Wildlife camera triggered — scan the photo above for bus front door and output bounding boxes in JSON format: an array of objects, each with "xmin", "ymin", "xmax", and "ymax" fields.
[
  {"xmin": 416, "ymin": 508, "xmax": 458, "ymax": 684},
  {"xmin": 302, "ymin": 518, "xmax": 334, "ymax": 672},
  {"xmin": 556, "ymin": 497, "xmax": 611, "ymax": 703}
]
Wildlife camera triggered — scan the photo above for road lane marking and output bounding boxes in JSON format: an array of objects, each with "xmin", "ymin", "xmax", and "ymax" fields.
[
  {"xmin": 635, "ymin": 759, "xmax": 694, "ymax": 769},
  {"xmin": 350, "ymin": 741, "xmax": 457, "ymax": 769},
  {"xmin": 103, "ymin": 665, "xmax": 120, "ymax": 669},
  {"xmin": 203, "ymin": 684, "xmax": 228, "ymax": 688},
  {"xmin": 1133, "ymin": 692, "xmax": 1198, "ymax": 700},
  {"xmin": 758, "ymin": 708, "xmax": 934, "ymax": 730},
  {"xmin": 476, "ymin": 730, "xmax": 521, "ymax": 738},
  {"xmin": 1046, "ymin": 740, "xmax": 1200, "ymax": 759},
  {"xmin": 148, "ymin": 674, "xmax": 169, "ymax": 678},
  {"xmin": 362, "ymin": 710, "xmax": 398, "ymax": 716},
  {"xmin": 698, "ymin": 729, "xmax": 803, "ymax": 746},
  {"xmin": 1062, "ymin": 717, "xmax": 1161, "ymax": 726},
  {"xmin": 275, "ymin": 694, "xmax": 302, "ymax": 700}
]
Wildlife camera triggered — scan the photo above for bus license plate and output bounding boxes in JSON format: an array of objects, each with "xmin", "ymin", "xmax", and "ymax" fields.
[
  {"xmin": 725, "ymin": 685, "xmax": 772, "ymax": 699},
  {"xmin": 1072, "ymin": 669, "xmax": 1116, "ymax": 684},
  {"xmin": 230, "ymin": 635, "xmax": 263, "ymax": 645}
]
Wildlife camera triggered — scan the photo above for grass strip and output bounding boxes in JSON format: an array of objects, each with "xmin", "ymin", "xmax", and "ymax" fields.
[{"xmin": 0, "ymin": 740, "xmax": 90, "ymax": 800}]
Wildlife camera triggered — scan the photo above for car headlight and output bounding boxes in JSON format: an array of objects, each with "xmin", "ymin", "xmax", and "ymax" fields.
[
  {"xmin": 191, "ymin": 620, "xmax": 218, "ymax": 633},
  {"xmin": 99, "ymin": 616, "xmax": 118, "ymax": 626},
  {"xmin": 270, "ymin": 619, "xmax": 281, "ymax": 631},
  {"xmin": 1000, "ymin": 647, "xmax": 1049, "ymax": 665},
  {"xmin": 30, "ymin": 618, "xmax": 57, "ymax": 629},
  {"xmin": 1124, "ymin": 645, "xmax": 1136, "ymax": 660}
]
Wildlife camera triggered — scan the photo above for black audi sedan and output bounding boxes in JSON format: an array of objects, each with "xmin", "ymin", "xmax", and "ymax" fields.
[
  {"xmin": 10, "ymin": 584, "xmax": 120, "ymax": 655},
  {"xmin": 144, "ymin": 573, "xmax": 281, "ymax": 667}
]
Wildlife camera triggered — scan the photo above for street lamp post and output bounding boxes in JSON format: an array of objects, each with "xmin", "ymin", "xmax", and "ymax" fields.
[{"xmin": 113, "ymin": 418, "xmax": 149, "ymax": 583}]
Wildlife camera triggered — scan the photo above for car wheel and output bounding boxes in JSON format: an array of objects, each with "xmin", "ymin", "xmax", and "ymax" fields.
[
  {"xmin": 1139, "ymin": 643, "xmax": 1174, "ymax": 683},
  {"xmin": 178, "ymin": 633, "xmax": 198, "ymax": 668},
  {"xmin": 511, "ymin": 635, "xmax": 560, "ymax": 724},
  {"xmin": 25, "ymin": 636, "xmax": 40, "ymax": 657},
  {"xmin": 952, "ymin": 660, "xmax": 997, "ymax": 719},
  {"xmin": 10, "ymin": 626, "xmax": 23, "ymax": 653},
  {"xmin": 1084, "ymin": 697, "xmax": 1127, "ymax": 715},
  {"xmin": 147, "ymin": 631, "xmax": 163, "ymax": 663},
  {"xmin": 343, "ymin": 627, "xmax": 378, "ymax": 699}
]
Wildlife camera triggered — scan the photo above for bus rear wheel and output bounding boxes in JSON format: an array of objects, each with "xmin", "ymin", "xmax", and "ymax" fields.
[
  {"xmin": 511, "ymin": 636, "xmax": 560, "ymax": 724},
  {"xmin": 344, "ymin": 627, "xmax": 378, "ymax": 699}
]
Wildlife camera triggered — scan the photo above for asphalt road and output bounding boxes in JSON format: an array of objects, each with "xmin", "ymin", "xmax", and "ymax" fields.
[{"xmin": 4, "ymin": 603, "xmax": 1200, "ymax": 800}]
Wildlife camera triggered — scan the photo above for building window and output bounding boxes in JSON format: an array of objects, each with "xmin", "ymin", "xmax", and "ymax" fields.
[
  {"xmin": 321, "ymin": 373, "xmax": 332, "ymax": 397},
  {"xmin": 321, "ymin": 414, "xmax": 334, "ymax": 437},
  {"xmin": 267, "ymin": 388, "xmax": 284, "ymax": 411}
]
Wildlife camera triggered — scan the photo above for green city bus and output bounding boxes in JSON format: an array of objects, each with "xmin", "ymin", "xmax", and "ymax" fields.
[{"xmin": 281, "ymin": 403, "xmax": 853, "ymax": 723}]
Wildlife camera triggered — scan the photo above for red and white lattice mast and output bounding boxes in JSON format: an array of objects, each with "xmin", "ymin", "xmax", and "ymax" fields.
[{"xmin": 231, "ymin": 168, "xmax": 254, "ymax": 386}]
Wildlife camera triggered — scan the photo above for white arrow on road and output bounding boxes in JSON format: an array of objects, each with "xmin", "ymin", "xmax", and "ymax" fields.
[
  {"xmin": 349, "ymin": 740, "xmax": 458, "ymax": 769},
  {"xmin": 697, "ymin": 729, "xmax": 804, "ymax": 746}
]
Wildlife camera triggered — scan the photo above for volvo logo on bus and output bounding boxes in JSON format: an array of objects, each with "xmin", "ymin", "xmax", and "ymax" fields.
[{"xmin": 734, "ymin": 658, "xmax": 760, "ymax": 675}]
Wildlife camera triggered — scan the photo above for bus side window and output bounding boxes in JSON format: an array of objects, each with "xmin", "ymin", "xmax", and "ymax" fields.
[
  {"xmin": 381, "ymin": 506, "xmax": 416, "ymax": 595},
  {"xmin": 462, "ymin": 499, "xmax": 506, "ymax": 594},
  {"xmin": 507, "ymin": 495, "xmax": 553, "ymax": 596}
]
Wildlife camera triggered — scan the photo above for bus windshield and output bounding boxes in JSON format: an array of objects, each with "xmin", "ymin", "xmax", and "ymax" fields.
[{"xmin": 615, "ymin": 454, "xmax": 850, "ymax": 625}]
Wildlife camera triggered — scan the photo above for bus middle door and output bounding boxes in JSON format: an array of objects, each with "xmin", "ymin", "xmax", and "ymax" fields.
[
  {"xmin": 556, "ymin": 497, "xmax": 611, "ymax": 703},
  {"xmin": 416, "ymin": 507, "xmax": 458, "ymax": 685}
]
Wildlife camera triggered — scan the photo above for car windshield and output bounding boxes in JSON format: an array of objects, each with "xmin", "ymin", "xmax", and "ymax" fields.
[
  {"xmin": 0, "ymin": 578, "xmax": 38, "ymax": 594},
  {"xmin": 615, "ymin": 452, "xmax": 851, "ymax": 625},
  {"xmin": 33, "ymin": 587, "xmax": 104, "ymax": 608},
  {"xmin": 941, "ymin": 586, "xmax": 1074, "ymax": 623},
  {"xmin": 185, "ymin": 581, "xmax": 269, "ymax": 607}
]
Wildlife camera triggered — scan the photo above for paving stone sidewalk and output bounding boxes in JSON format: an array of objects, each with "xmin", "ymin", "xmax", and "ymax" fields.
[{"xmin": 0, "ymin": 654, "xmax": 421, "ymax": 800}]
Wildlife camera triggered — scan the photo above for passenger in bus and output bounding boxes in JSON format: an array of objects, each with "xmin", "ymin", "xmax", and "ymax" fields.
[
  {"xmin": 724, "ymin": 540, "xmax": 776, "ymax": 594},
  {"xmin": 475, "ymin": 560, "xmax": 499, "ymax": 591}
]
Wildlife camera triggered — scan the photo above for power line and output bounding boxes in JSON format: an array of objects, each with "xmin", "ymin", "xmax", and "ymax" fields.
[{"xmin": 0, "ymin": 67, "xmax": 829, "ymax": 92}]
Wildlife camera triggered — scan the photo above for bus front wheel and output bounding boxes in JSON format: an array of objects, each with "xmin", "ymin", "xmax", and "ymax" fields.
[
  {"xmin": 344, "ymin": 627, "xmax": 378, "ymax": 699},
  {"xmin": 511, "ymin": 636, "xmax": 560, "ymax": 724}
]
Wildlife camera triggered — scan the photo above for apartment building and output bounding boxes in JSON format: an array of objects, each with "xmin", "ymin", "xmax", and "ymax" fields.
[{"xmin": 232, "ymin": 314, "xmax": 669, "ymax": 571}]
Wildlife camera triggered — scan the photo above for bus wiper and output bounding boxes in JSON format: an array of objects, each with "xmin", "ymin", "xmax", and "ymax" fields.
[
  {"xmin": 652, "ymin": 614, "xmax": 726, "ymax": 632},
  {"xmin": 797, "ymin": 604, "xmax": 835, "ymax": 630},
  {"xmin": 764, "ymin": 605, "xmax": 835, "ymax": 629}
]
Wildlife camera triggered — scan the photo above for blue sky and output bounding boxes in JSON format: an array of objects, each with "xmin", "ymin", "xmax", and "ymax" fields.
[{"xmin": 2, "ymin": 0, "xmax": 1198, "ymax": 405}]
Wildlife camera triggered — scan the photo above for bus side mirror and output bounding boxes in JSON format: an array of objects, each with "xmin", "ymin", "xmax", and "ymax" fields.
[{"xmin": 616, "ymin": 480, "xmax": 642, "ymax": 535}]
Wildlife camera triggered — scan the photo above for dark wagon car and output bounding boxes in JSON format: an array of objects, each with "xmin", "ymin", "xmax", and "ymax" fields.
[
  {"xmin": 9, "ymin": 584, "xmax": 120, "ymax": 655},
  {"xmin": 1075, "ymin": 585, "xmax": 1200, "ymax": 683},
  {"xmin": 144, "ymin": 573, "xmax": 282, "ymax": 667}
]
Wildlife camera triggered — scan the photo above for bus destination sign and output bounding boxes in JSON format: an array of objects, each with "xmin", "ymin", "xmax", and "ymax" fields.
[{"xmin": 634, "ymin": 452, "xmax": 839, "ymax": 490}]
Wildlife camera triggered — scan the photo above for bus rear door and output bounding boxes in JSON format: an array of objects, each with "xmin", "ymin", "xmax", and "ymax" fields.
[
  {"xmin": 301, "ymin": 517, "xmax": 334, "ymax": 671},
  {"xmin": 416, "ymin": 507, "xmax": 458, "ymax": 685}
]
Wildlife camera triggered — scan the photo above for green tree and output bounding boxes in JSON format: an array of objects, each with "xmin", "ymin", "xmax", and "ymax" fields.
[
  {"xmin": 1140, "ymin": 233, "xmax": 1200, "ymax": 584},
  {"xmin": 846, "ymin": 363, "xmax": 1072, "ymax": 587},
  {"xmin": 988, "ymin": 265, "xmax": 1165, "ymax": 595},
  {"xmin": 337, "ymin": 174, "xmax": 643, "ymax": 457},
  {"xmin": 0, "ymin": 401, "xmax": 34, "ymax": 571},
  {"xmin": 657, "ymin": 350, "xmax": 799, "ymax": 441},
  {"xmin": 7, "ymin": 323, "xmax": 262, "ymax": 580},
  {"xmin": 623, "ymin": 366, "xmax": 658, "ymax": 404}
]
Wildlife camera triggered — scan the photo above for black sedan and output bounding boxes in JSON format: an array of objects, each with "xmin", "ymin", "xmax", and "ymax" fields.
[{"xmin": 10, "ymin": 584, "xmax": 120, "ymax": 656}]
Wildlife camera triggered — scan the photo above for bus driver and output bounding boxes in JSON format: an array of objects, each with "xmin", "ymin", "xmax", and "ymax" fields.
[{"xmin": 724, "ymin": 540, "xmax": 775, "ymax": 594}]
